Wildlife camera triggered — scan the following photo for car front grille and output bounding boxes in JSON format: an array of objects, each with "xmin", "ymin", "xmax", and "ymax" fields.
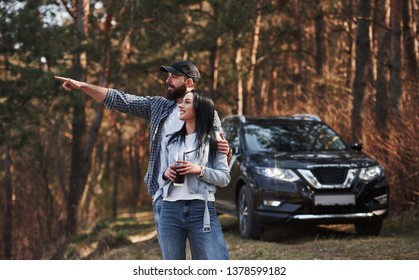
[
  {"xmin": 311, "ymin": 168, "xmax": 348, "ymax": 184},
  {"xmin": 298, "ymin": 168, "xmax": 358, "ymax": 189}
]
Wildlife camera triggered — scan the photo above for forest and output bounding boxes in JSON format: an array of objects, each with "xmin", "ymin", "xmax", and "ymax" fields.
[{"xmin": 0, "ymin": 0, "xmax": 418, "ymax": 260}]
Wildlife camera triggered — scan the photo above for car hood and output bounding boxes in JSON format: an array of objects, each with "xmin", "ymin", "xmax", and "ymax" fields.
[{"xmin": 245, "ymin": 151, "xmax": 379, "ymax": 169}]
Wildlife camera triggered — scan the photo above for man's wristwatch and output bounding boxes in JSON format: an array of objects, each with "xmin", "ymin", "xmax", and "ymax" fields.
[{"xmin": 198, "ymin": 165, "xmax": 206, "ymax": 178}]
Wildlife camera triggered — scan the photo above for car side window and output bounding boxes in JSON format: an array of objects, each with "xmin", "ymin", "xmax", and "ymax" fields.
[
  {"xmin": 230, "ymin": 120, "xmax": 240, "ymax": 148},
  {"xmin": 223, "ymin": 120, "xmax": 240, "ymax": 149}
]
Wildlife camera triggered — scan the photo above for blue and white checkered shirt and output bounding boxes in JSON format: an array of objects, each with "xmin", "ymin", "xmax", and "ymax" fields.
[{"xmin": 103, "ymin": 88, "xmax": 223, "ymax": 196}]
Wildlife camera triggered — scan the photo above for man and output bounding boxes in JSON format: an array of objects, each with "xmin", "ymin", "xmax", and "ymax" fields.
[{"xmin": 55, "ymin": 60, "xmax": 230, "ymax": 237}]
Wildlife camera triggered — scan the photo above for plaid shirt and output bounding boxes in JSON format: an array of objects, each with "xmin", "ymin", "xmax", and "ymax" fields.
[{"xmin": 103, "ymin": 88, "xmax": 222, "ymax": 196}]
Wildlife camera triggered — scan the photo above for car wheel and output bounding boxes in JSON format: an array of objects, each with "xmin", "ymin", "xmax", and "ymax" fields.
[
  {"xmin": 354, "ymin": 220, "xmax": 383, "ymax": 236},
  {"xmin": 237, "ymin": 186, "xmax": 262, "ymax": 239}
]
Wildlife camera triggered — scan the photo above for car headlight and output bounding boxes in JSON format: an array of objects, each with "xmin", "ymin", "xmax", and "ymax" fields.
[
  {"xmin": 359, "ymin": 165, "xmax": 384, "ymax": 181},
  {"xmin": 254, "ymin": 167, "xmax": 299, "ymax": 182}
]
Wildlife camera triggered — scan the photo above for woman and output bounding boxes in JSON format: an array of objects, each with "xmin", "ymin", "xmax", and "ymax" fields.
[{"xmin": 156, "ymin": 90, "xmax": 230, "ymax": 260}]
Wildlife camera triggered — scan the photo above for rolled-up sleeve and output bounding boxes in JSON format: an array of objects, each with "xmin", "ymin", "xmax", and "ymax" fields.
[
  {"xmin": 103, "ymin": 88, "xmax": 116, "ymax": 110},
  {"xmin": 199, "ymin": 153, "xmax": 231, "ymax": 187},
  {"xmin": 103, "ymin": 88, "xmax": 152, "ymax": 119}
]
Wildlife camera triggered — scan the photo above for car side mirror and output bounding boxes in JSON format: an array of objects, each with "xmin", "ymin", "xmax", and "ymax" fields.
[{"xmin": 351, "ymin": 141, "xmax": 362, "ymax": 151}]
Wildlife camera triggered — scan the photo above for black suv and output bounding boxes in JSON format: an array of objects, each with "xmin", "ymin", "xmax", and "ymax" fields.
[{"xmin": 215, "ymin": 114, "xmax": 389, "ymax": 239}]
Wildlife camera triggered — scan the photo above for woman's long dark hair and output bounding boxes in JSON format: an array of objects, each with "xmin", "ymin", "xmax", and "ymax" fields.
[{"xmin": 168, "ymin": 90, "xmax": 217, "ymax": 163}]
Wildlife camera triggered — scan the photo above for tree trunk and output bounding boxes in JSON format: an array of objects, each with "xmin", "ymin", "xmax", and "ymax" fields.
[
  {"xmin": 67, "ymin": 94, "xmax": 86, "ymax": 236},
  {"xmin": 235, "ymin": 47, "xmax": 244, "ymax": 115},
  {"xmin": 295, "ymin": 1, "xmax": 305, "ymax": 97},
  {"xmin": 415, "ymin": 0, "xmax": 419, "ymax": 55},
  {"xmin": 67, "ymin": 0, "xmax": 89, "ymax": 236},
  {"xmin": 2, "ymin": 141, "xmax": 13, "ymax": 259},
  {"xmin": 351, "ymin": 0, "xmax": 371, "ymax": 140},
  {"xmin": 314, "ymin": 0, "xmax": 326, "ymax": 99},
  {"xmin": 375, "ymin": 0, "xmax": 390, "ymax": 135},
  {"xmin": 401, "ymin": 0, "xmax": 418, "ymax": 83},
  {"xmin": 209, "ymin": 36, "xmax": 222, "ymax": 98},
  {"xmin": 245, "ymin": 0, "xmax": 262, "ymax": 115},
  {"xmin": 390, "ymin": 0, "xmax": 402, "ymax": 118},
  {"xmin": 269, "ymin": 67, "xmax": 279, "ymax": 114},
  {"xmin": 112, "ymin": 121, "xmax": 123, "ymax": 218},
  {"xmin": 37, "ymin": 128, "xmax": 55, "ymax": 255},
  {"xmin": 345, "ymin": 0, "xmax": 354, "ymax": 89},
  {"xmin": 260, "ymin": 75, "xmax": 269, "ymax": 114},
  {"xmin": 315, "ymin": 0, "xmax": 325, "ymax": 77},
  {"xmin": 67, "ymin": 0, "xmax": 113, "ymax": 235}
]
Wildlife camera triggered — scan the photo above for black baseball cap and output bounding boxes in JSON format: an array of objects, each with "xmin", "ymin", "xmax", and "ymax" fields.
[{"xmin": 160, "ymin": 60, "xmax": 201, "ymax": 83}]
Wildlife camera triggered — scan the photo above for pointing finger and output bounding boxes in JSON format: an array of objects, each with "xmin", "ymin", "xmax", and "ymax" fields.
[{"xmin": 54, "ymin": 76, "xmax": 67, "ymax": 82}]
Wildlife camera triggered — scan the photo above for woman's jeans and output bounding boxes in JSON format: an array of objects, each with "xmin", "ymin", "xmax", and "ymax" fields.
[
  {"xmin": 152, "ymin": 194, "xmax": 163, "ymax": 245},
  {"xmin": 158, "ymin": 199, "xmax": 229, "ymax": 260}
]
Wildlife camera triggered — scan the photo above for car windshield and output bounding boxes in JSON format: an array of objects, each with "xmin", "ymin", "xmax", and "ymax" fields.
[{"xmin": 243, "ymin": 120, "xmax": 348, "ymax": 152}]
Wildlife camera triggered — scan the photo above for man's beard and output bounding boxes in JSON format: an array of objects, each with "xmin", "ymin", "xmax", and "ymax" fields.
[{"xmin": 167, "ymin": 84, "xmax": 187, "ymax": 100}]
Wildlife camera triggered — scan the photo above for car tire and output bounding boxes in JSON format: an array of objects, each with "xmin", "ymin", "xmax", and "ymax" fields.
[
  {"xmin": 237, "ymin": 186, "xmax": 262, "ymax": 239},
  {"xmin": 354, "ymin": 220, "xmax": 383, "ymax": 236}
]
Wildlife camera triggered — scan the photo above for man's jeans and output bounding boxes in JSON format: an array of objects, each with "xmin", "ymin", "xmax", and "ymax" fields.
[{"xmin": 158, "ymin": 199, "xmax": 229, "ymax": 260}]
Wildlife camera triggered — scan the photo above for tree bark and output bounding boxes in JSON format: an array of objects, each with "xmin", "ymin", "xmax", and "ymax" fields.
[
  {"xmin": 345, "ymin": 0, "xmax": 354, "ymax": 89},
  {"xmin": 245, "ymin": 0, "xmax": 262, "ymax": 115},
  {"xmin": 235, "ymin": 47, "xmax": 244, "ymax": 115},
  {"xmin": 314, "ymin": 0, "xmax": 326, "ymax": 99},
  {"xmin": 67, "ymin": 91, "xmax": 86, "ymax": 236},
  {"xmin": 67, "ymin": 0, "xmax": 89, "ymax": 236},
  {"xmin": 351, "ymin": 0, "xmax": 371, "ymax": 140},
  {"xmin": 375, "ymin": 0, "xmax": 390, "ymax": 135},
  {"xmin": 67, "ymin": 0, "xmax": 114, "ymax": 236},
  {"xmin": 315, "ymin": 0, "xmax": 325, "ymax": 77},
  {"xmin": 390, "ymin": 0, "xmax": 402, "ymax": 118},
  {"xmin": 401, "ymin": 0, "xmax": 418, "ymax": 83},
  {"xmin": 270, "ymin": 67, "xmax": 279, "ymax": 114},
  {"xmin": 295, "ymin": 1, "xmax": 305, "ymax": 97},
  {"xmin": 2, "ymin": 141, "xmax": 13, "ymax": 259},
  {"xmin": 209, "ymin": 36, "xmax": 222, "ymax": 98},
  {"xmin": 112, "ymin": 121, "xmax": 123, "ymax": 218}
]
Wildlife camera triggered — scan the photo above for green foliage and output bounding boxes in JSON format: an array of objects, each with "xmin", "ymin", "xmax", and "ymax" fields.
[{"xmin": 0, "ymin": 1, "xmax": 72, "ymax": 149}]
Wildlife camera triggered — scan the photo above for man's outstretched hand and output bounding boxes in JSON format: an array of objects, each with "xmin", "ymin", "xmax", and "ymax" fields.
[
  {"xmin": 55, "ymin": 76, "xmax": 108, "ymax": 102},
  {"xmin": 55, "ymin": 76, "xmax": 83, "ymax": 91}
]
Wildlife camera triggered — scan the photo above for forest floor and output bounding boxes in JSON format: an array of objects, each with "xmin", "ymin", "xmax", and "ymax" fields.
[{"xmin": 52, "ymin": 210, "xmax": 419, "ymax": 260}]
